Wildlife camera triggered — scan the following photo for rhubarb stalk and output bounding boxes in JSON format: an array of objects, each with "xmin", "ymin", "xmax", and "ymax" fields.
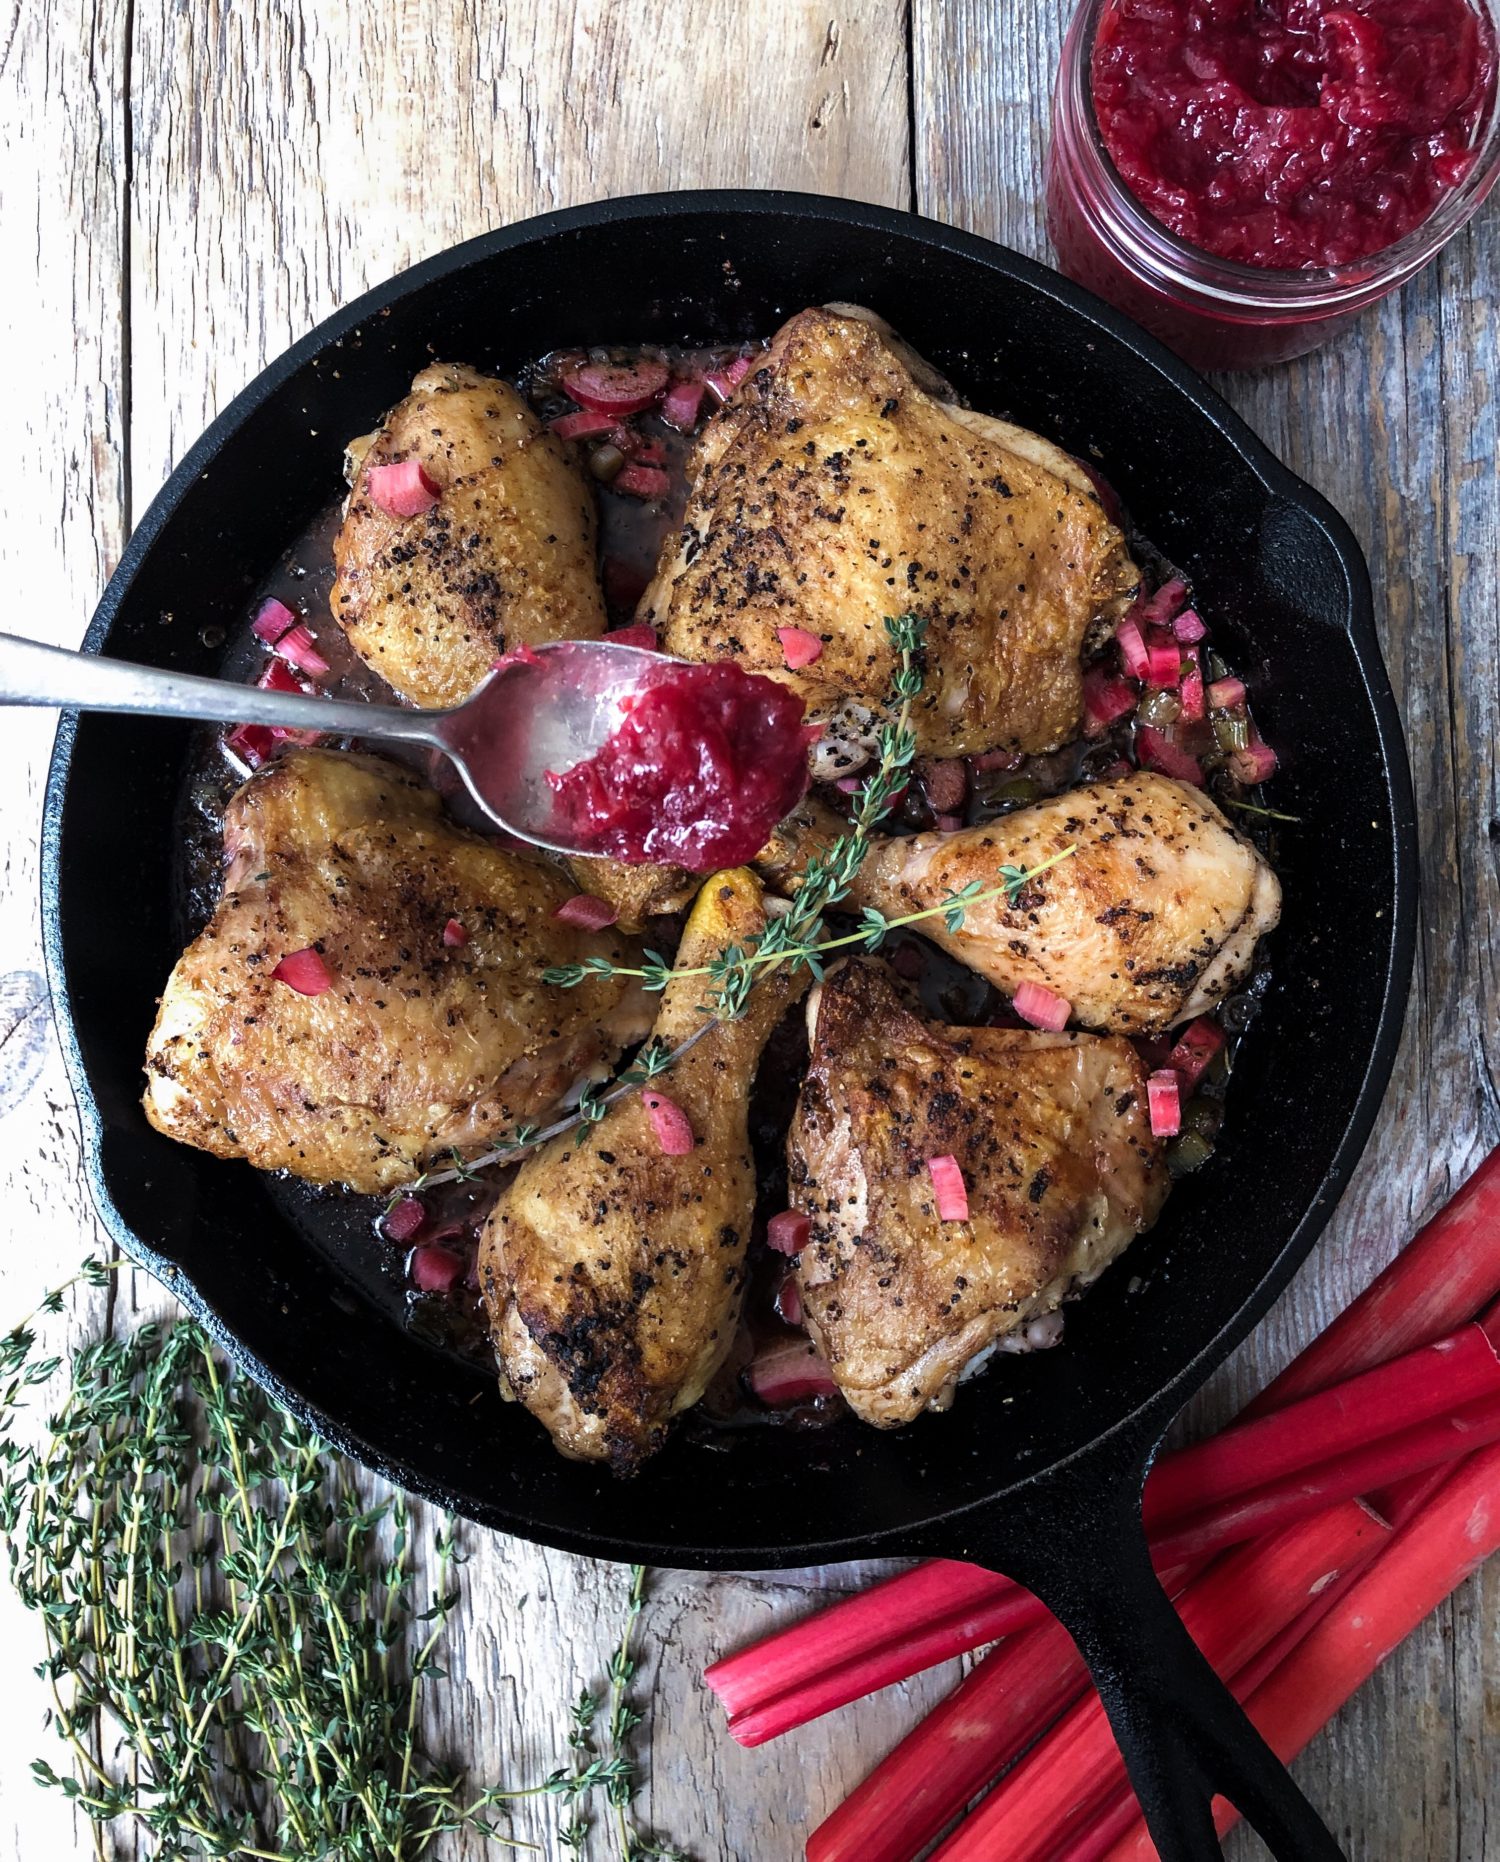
[
  {"xmin": 926, "ymin": 1502, "xmax": 1388, "ymax": 1862},
  {"xmin": 1099, "ymin": 1443, "xmax": 1500, "ymax": 1860},
  {"xmin": 707, "ymin": 1329, "xmax": 1500, "ymax": 1744},
  {"xmin": 1248, "ymin": 1147, "xmax": 1500, "ymax": 1414}
]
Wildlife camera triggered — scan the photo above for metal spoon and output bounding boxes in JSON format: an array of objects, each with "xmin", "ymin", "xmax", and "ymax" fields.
[{"xmin": 0, "ymin": 631, "xmax": 666, "ymax": 856}]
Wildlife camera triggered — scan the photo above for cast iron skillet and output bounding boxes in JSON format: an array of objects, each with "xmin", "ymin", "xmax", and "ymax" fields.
[{"xmin": 43, "ymin": 191, "xmax": 1416, "ymax": 1860}]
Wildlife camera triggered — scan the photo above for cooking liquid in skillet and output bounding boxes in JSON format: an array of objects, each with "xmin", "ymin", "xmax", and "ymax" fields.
[{"xmin": 170, "ymin": 338, "xmax": 1277, "ymax": 1434}]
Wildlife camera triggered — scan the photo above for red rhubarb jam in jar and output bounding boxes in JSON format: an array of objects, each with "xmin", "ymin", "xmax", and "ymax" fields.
[{"xmin": 1047, "ymin": 0, "xmax": 1500, "ymax": 368}]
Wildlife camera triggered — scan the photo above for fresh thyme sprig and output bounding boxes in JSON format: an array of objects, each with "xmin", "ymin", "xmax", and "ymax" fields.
[
  {"xmin": 0, "ymin": 1275, "xmax": 689, "ymax": 1860},
  {"xmin": 560, "ymin": 843, "xmax": 1080, "ymax": 993}
]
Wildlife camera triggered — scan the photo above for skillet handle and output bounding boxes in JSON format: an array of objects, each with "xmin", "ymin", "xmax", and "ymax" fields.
[{"xmin": 954, "ymin": 1461, "xmax": 1346, "ymax": 1862}]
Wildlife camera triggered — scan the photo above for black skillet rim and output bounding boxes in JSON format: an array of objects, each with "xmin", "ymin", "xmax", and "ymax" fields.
[{"xmin": 41, "ymin": 189, "xmax": 1418, "ymax": 1567}]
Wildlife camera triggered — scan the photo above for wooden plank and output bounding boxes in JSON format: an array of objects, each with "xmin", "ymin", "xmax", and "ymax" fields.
[
  {"xmin": 0, "ymin": 3, "xmax": 130, "ymax": 1859},
  {"xmin": 914, "ymin": 4, "xmax": 1500, "ymax": 1857}
]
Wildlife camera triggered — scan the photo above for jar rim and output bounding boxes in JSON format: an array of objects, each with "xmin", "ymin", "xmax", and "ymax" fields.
[{"xmin": 1059, "ymin": 0, "xmax": 1500, "ymax": 316}]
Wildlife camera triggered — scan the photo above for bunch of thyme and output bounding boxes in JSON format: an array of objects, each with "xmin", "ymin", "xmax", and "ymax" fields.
[{"xmin": 0, "ymin": 1271, "xmax": 686, "ymax": 1860}]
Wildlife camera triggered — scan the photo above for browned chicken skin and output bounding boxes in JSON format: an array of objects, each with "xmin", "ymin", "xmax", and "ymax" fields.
[
  {"xmin": 479, "ymin": 869, "xmax": 808, "ymax": 1471},
  {"xmin": 641, "ymin": 307, "xmax": 1139, "ymax": 759},
  {"xmin": 331, "ymin": 362, "xmax": 605, "ymax": 707},
  {"xmin": 790, "ymin": 960, "xmax": 1168, "ymax": 1426},
  {"xmin": 143, "ymin": 750, "xmax": 648, "ymax": 1194},
  {"xmin": 760, "ymin": 771, "xmax": 1280, "ymax": 1034}
]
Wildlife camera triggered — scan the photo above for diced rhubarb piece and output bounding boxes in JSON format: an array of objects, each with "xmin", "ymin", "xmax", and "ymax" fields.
[
  {"xmin": 918, "ymin": 757, "xmax": 968, "ymax": 814},
  {"xmin": 927, "ymin": 1154, "xmax": 970, "ymax": 1222},
  {"xmin": 1138, "ymin": 577, "xmax": 1189, "ymax": 625},
  {"xmin": 1147, "ymin": 1068, "xmax": 1182, "ymax": 1137},
  {"xmin": 549, "ymin": 408, "xmax": 618, "ymax": 442},
  {"xmin": 935, "ymin": 814, "xmax": 964, "ymax": 833},
  {"xmin": 607, "ymin": 623, "xmax": 659, "ymax": 650},
  {"xmin": 633, "ymin": 439, "xmax": 669, "ymax": 467},
  {"xmin": 553, "ymin": 893, "xmax": 619, "ymax": 931},
  {"xmin": 251, "ymin": 596, "xmax": 299, "ymax": 645},
  {"xmin": 973, "ymin": 747, "xmax": 1024, "ymax": 773},
  {"xmin": 1115, "ymin": 616, "xmax": 1151, "ymax": 680},
  {"xmin": 890, "ymin": 941, "xmax": 927, "ymax": 981},
  {"xmin": 224, "ymin": 723, "xmax": 276, "ymax": 770},
  {"xmin": 775, "ymin": 1268, "xmax": 805, "ymax": 1329},
  {"xmin": 442, "ymin": 917, "xmax": 469, "ymax": 948},
  {"xmin": 748, "ymin": 1336, "xmax": 839, "ymax": 1406},
  {"xmin": 767, "ymin": 1210, "xmax": 812, "ymax": 1255},
  {"xmin": 1082, "ymin": 665, "xmax": 1138, "ymax": 734},
  {"xmin": 1178, "ymin": 651, "xmax": 1206, "ymax": 722},
  {"xmin": 643, "ymin": 1090, "xmax": 695, "ymax": 1155},
  {"xmin": 1208, "ymin": 675, "xmax": 1247, "ymax": 710},
  {"xmin": 1172, "ymin": 607, "xmax": 1207, "ymax": 643},
  {"xmin": 1012, "ymin": 980, "xmax": 1071, "ymax": 1032},
  {"xmin": 661, "ymin": 376, "xmax": 707, "ymax": 432},
  {"xmin": 564, "ymin": 358, "xmax": 670, "ymax": 415},
  {"xmin": 383, "ymin": 1196, "xmax": 426, "ymax": 1243},
  {"xmin": 706, "ymin": 354, "xmax": 756, "ymax": 403},
  {"xmin": 614, "ymin": 463, "xmax": 672, "ymax": 500},
  {"xmin": 256, "ymin": 657, "xmax": 304, "ymax": 694},
  {"xmin": 409, "ymin": 1242, "xmax": 466, "ymax": 1293},
  {"xmin": 1167, "ymin": 1015, "xmax": 1227, "ymax": 1089},
  {"xmin": 1144, "ymin": 632, "xmax": 1183, "ymax": 686},
  {"xmin": 271, "ymin": 946, "xmax": 333, "ymax": 996},
  {"xmin": 602, "ymin": 557, "xmax": 651, "ymax": 611},
  {"xmin": 366, "ymin": 458, "xmax": 441, "ymax": 518},
  {"xmin": 1135, "ymin": 725, "xmax": 1205, "ymax": 786},
  {"xmin": 777, "ymin": 625, "xmax": 824, "ymax": 669},
  {"xmin": 1231, "ymin": 736, "xmax": 1279, "ymax": 784},
  {"xmin": 270, "ymin": 622, "xmax": 330, "ymax": 680}
]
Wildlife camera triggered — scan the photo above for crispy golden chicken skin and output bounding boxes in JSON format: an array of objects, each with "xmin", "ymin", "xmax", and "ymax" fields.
[
  {"xmin": 759, "ymin": 771, "xmax": 1280, "ymax": 1034},
  {"xmin": 143, "ymin": 750, "xmax": 648, "ymax": 1194},
  {"xmin": 640, "ymin": 307, "xmax": 1139, "ymax": 757},
  {"xmin": 331, "ymin": 363, "xmax": 605, "ymax": 707},
  {"xmin": 479, "ymin": 869, "xmax": 808, "ymax": 1472},
  {"xmin": 789, "ymin": 960, "xmax": 1168, "ymax": 1426}
]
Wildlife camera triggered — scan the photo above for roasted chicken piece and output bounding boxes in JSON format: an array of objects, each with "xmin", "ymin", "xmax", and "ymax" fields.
[
  {"xmin": 480, "ymin": 869, "xmax": 808, "ymax": 1471},
  {"xmin": 565, "ymin": 852, "xmax": 699, "ymax": 935},
  {"xmin": 331, "ymin": 362, "xmax": 605, "ymax": 707},
  {"xmin": 760, "ymin": 771, "xmax": 1280, "ymax": 1034},
  {"xmin": 143, "ymin": 749, "xmax": 648, "ymax": 1194},
  {"xmin": 640, "ymin": 306, "xmax": 1139, "ymax": 759},
  {"xmin": 790, "ymin": 960, "xmax": 1168, "ymax": 1426}
]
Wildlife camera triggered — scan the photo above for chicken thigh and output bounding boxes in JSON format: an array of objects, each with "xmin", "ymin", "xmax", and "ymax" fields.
[
  {"xmin": 479, "ymin": 869, "xmax": 808, "ymax": 1471},
  {"xmin": 640, "ymin": 307, "xmax": 1139, "ymax": 758},
  {"xmin": 789, "ymin": 960, "xmax": 1168, "ymax": 1426},
  {"xmin": 759, "ymin": 770, "xmax": 1280, "ymax": 1034},
  {"xmin": 331, "ymin": 362, "xmax": 605, "ymax": 707},
  {"xmin": 143, "ymin": 749, "xmax": 648, "ymax": 1194}
]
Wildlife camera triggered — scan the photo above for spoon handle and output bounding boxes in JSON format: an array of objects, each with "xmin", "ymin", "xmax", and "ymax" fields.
[{"xmin": 0, "ymin": 631, "xmax": 442, "ymax": 749}]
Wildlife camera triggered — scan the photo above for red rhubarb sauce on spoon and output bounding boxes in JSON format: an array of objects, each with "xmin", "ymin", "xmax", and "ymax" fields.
[
  {"xmin": 546, "ymin": 659, "xmax": 810, "ymax": 870},
  {"xmin": 1091, "ymin": 0, "xmax": 1496, "ymax": 269}
]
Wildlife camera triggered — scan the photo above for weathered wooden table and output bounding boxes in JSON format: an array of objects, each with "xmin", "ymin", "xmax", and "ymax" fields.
[{"xmin": 1, "ymin": 4, "xmax": 1495, "ymax": 1858}]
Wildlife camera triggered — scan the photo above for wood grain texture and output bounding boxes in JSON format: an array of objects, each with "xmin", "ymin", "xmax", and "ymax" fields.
[
  {"xmin": 915, "ymin": 3, "xmax": 1500, "ymax": 1856},
  {"xmin": 0, "ymin": 0, "xmax": 1495, "ymax": 1856}
]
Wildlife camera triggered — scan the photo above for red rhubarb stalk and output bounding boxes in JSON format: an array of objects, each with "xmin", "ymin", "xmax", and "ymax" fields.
[
  {"xmin": 1057, "ymin": 1482, "xmax": 1435, "ymax": 1862},
  {"xmin": 1099, "ymin": 1443, "xmax": 1500, "ymax": 1860},
  {"xmin": 806, "ymin": 1619, "xmax": 1087, "ymax": 1862},
  {"xmin": 1142, "ymin": 1317, "xmax": 1500, "ymax": 1524},
  {"xmin": 1248, "ymin": 1146, "xmax": 1500, "ymax": 1414},
  {"xmin": 709, "ymin": 1334, "xmax": 1500, "ymax": 1744},
  {"xmin": 807, "ymin": 1560, "xmax": 1199, "ymax": 1862},
  {"xmin": 928, "ymin": 1503, "xmax": 1389, "ymax": 1862},
  {"xmin": 1147, "ymin": 1391, "xmax": 1500, "ymax": 1563}
]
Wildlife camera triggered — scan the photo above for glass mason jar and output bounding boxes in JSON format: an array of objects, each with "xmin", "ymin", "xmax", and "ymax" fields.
[{"xmin": 1046, "ymin": 0, "xmax": 1500, "ymax": 371}]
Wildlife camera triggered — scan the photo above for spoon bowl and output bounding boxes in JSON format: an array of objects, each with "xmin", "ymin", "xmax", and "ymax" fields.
[{"xmin": 0, "ymin": 629, "xmax": 667, "ymax": 854}]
